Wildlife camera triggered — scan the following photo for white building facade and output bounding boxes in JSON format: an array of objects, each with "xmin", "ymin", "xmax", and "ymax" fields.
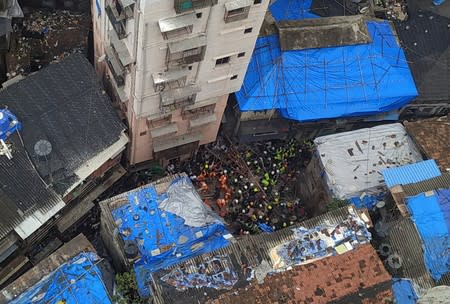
[{"xmin": 92, "ymin": 0, "xmax": 270, "ymax": 165}]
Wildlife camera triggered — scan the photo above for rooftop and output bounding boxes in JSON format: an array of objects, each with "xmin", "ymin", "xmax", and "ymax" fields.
[
  {"xmin": 236, "ymin": 19, "xmax": 417, "ymax": 122},
  {"xmin": 209, "ymin": 244, "xmax": 391, "ymax": 304},
  {"xmin": 393, "ymin": 0, "xmax": 450, "ymax": 103},
  {"xmin": 0, "ymin": 234, "xmax": 101, "ymax": 303},
  {"xmin": 404, "ymin": 116, "xmax": 450, "ymax": 172},
  {"xmin": 0, "ymin": 54, "xmax": 126, "ymax": 240},
  {"xmin": 150, "ymin": 206, "xmax": 378, "ymax": 304},
  {"xmin": 314, "ymin": 123, "xmax": 422, "ymax": 209},
  {"xmin": 6, "ymin": 251, "xmax": 112, "ymax": 304},
  {"xmin": 5, "ymin": 9, "xmax": 90, "ymax": 79},
  {"xmin": 100, "ymin": 175, "xmax": 231, "ymax": 297}
]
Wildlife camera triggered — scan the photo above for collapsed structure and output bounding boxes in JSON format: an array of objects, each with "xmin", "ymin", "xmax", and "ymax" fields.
[
  {"xmin": 0, "ymin": 54, "xmax": 128, "ymax": 286},
  {"xmin": 100, "ymin": 174, "xmax": 232, "ymax": 297},
  {"xmin": 148, "ymin": 206, "xmax": 393, "ymax": 304},
  {"xmin": 5, "ymin": 9, "xmax": 90, "ymax": 81}
]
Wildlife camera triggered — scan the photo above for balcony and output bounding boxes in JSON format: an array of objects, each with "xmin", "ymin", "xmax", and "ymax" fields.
[
  {"xmin": 174, "ymin": 0, "xmax": 218, "ymax": 14},
  {"xmin": 224, "ymin": 0, "xmax": 252, "ymax": 23},
  {"xmin": 108, "ymin": 30, "xmax": 133, "ymax": 66},
  {"xmin": 150, "ymin": 123, "xmax": 178, "ymax": 138},
  {"xmin": 105, "ymin": 2, "xmax": 128, "ymax": 39},
  {"xmin": 105, "ymin": 45, "xmax": 125, "ymax": 87},
  {"xmin": 160, "ymin": 85, "xmax": 200, "ymax": 112},
  {"xmin": 158, "ymin": 13, "xmax": 195, "ymax": 40},
  {"xmin": 152, "ymin": 68, "xmax": 190, "ymax": 92},
  {"xmin": 189, "ymin": 113, "xmax": 216, "ymax": 128},
  {"xmin": 167, "ymin": 35, "xmax": 206, "ymax": 65}
]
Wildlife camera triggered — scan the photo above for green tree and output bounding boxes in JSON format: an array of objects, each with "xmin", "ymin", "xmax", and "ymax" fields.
[
  {"xmin": 113, "ymin": 271, "xmax": 147, "ymax": 304},
  {"xmin": 326, "ymin": 198, "xmax": 349, "ymax": 212}
]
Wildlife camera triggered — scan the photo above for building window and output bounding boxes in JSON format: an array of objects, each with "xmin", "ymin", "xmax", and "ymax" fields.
[
  {"xmin": 140, "ymin": 131, "xmax": 147, "ymax": 136},
  {"xmin": 238, "ymin": 52, "xmax": 245, "ymax": 58},
  {"xmin": 224, "ymin": 2, "xmax": 251, "ymax": 23},
  {"xmin": 215, "ymin": 56, "xmax": 230, "ymax": 66},
  {"xmin": 254, "ymin": 0, "xmax": 262, "ymax": 4},
  {"xmin": 230, "ymin": 75, "xmax": 238, "ymax": 80},
  {"xmin": 196, "ymin": 12, "xmax": 202, "ymax": 18},
  {"xmin": 244, "ymin": 27, "xmax": 253, "ymax": 34},
  {"xmin": 188, "ymin": 65, "xmax": 193, "ymax": 70},
  {"xmin": 167, "ymin": 35, "xmax": 207, "ymax": 65}
]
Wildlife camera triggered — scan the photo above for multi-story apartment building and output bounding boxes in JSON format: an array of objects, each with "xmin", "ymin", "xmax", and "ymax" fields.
[{"xmin": 92, "ymin": 0, "xmax": 270, "ymax": 165}]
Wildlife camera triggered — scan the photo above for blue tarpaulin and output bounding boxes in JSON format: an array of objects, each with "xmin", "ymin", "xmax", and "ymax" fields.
[
  {"xmin": 406, "ymin": 188, "xmax": 450, "ymax": 281},
  {"xmin": 9, "ymin": 252, "xmax": 111, "ymax": 304},
  {"xmin": 382, "ymin": 160, "xmax": 442, "ymax": 188},
  {"xmin": 111, "ymin": 177, "xmax": 231, "ymax": 297},
  {"xmin": 271, "ymin": 214, "xmax": 371, "ymax": 269},
  {"xmin": 270, "ymin": 0, "xmax": 318, "ymax": 21},
  {"xmin": 392, "ymin": 279, "xmax": 419, "ymax": 304},
  {"xmin": 235, "ymin": 20, "xmax": 418, "ymax": 122}
]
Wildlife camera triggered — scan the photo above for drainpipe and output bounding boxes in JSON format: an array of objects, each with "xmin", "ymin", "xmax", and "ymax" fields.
[{"xmin": 129, "ymin": 0, "xmax": 143, "ymax": 163}]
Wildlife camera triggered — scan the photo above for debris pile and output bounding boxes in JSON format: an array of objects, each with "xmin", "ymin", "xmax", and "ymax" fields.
[
  {"xmin": 374, "ymin": 0, "xmax": 408, "ymax": 21},
  {"xmin": 270, "ymin": 214, "xmax": 372, "ymax": 270},
  {"xmin": 6, "ymin": 10, "xmax": 89, "ymax": 79},
  {"xmin": 173, "ymin": 138, "xmax": 313, "ymax": 235}
]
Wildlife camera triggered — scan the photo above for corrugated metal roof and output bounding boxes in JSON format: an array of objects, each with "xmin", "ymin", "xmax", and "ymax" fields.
[
  {"xmin": 382, "ymin": 160, "xmax": 442, "ymax": 189},
  {"xmin": 0, "ymin": 133, "xmax": 64, "ymax": 240},
  {"xmin": 387, "ymin": 218, "xmax": 435, "ymax": 293},
  {"xmin": 150, "ymin": 206, "xmax": 369, "ymax": 304},
  {"xmin": 0, "ymin": 54, "xmax": 126, "ymax": 195},
  {"xmin": 402, "ymin": 173, "xmax": 450, "ymax": 197}
]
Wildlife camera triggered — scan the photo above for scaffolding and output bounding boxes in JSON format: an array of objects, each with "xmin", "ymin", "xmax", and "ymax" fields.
[{"xmin": 235, "ymin": 19, "xmax": 417, "ymax": 122}]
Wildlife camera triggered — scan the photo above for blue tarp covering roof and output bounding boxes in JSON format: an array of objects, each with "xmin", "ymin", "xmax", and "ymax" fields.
[
  {"xmin": 392, "ymin": 279, "xmax": 419, "ymax": 304},
  {"xmin": 111, "ymin": 177, "xmax": 231, "ymax": 297},
  {"xmin": 406, "ymin": 188, "xmax": 450, "ymax": 281},
  {"xmin": 9, "ymin": 252, "xmax": 111, "ymax": 304},
  {"xmin": 382, "ymin": 160, "xmax": 442, "ymax": 189},
  {"xmin": 236, "ymin": 19, "xmax": 418, "ymax": 121},
  {"xmin": 270, "ymin": 0, "xmax": 318, "ymax": 21}
]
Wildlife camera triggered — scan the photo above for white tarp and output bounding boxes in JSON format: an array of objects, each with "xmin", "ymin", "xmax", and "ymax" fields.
[{"xmin": 314, "ymin": 123, "xmax": 422, "ymax": 199}]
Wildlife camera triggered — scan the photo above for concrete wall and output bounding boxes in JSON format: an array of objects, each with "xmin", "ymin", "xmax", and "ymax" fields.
[
  {"xmin": 93, "ymin": 0, "xmax": 270, "ymax": 165},
  {"xmin": 128, "ymin": 93, "xmax": 228, "ymax": 164}
]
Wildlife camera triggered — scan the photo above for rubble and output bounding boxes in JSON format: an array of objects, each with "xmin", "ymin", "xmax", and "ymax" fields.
[
  {"xmin": 5, "ymin": 9, "xmax": 89, "ymax": 79},
  {"xmin": 171, "ymin": 137, "xmax": 313, "ymax": 235}
]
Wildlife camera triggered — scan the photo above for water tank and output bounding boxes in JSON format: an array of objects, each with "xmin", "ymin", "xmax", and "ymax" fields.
[{"xmin": 124, "ymin": 240, "xmax": 139, "ymax": 259}]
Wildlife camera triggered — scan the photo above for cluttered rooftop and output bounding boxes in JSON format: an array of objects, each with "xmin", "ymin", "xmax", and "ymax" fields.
[{"xmin": 5, "ymin": 8, "xmax": 90, "ymax": 81}]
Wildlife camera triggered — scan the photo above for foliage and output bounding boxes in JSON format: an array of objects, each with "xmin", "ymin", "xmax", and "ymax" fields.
[
  {"xmin": 326, "ymin": 198, "xmax": 349, "ymax": 212},
  {"xmin": 113, "ymin": 271, "xmax": 147, "ymax": 304}
]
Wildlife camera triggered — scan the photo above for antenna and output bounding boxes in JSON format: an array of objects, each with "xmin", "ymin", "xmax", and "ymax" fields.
[{"xmin": 0, "ymin": 108, "xmax": 21, "ymax": 160}]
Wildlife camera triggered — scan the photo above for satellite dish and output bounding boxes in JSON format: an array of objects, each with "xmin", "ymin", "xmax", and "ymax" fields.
[{"xmin": 34, "ymin": 139, "xmax": 52, "ymax": 157}]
